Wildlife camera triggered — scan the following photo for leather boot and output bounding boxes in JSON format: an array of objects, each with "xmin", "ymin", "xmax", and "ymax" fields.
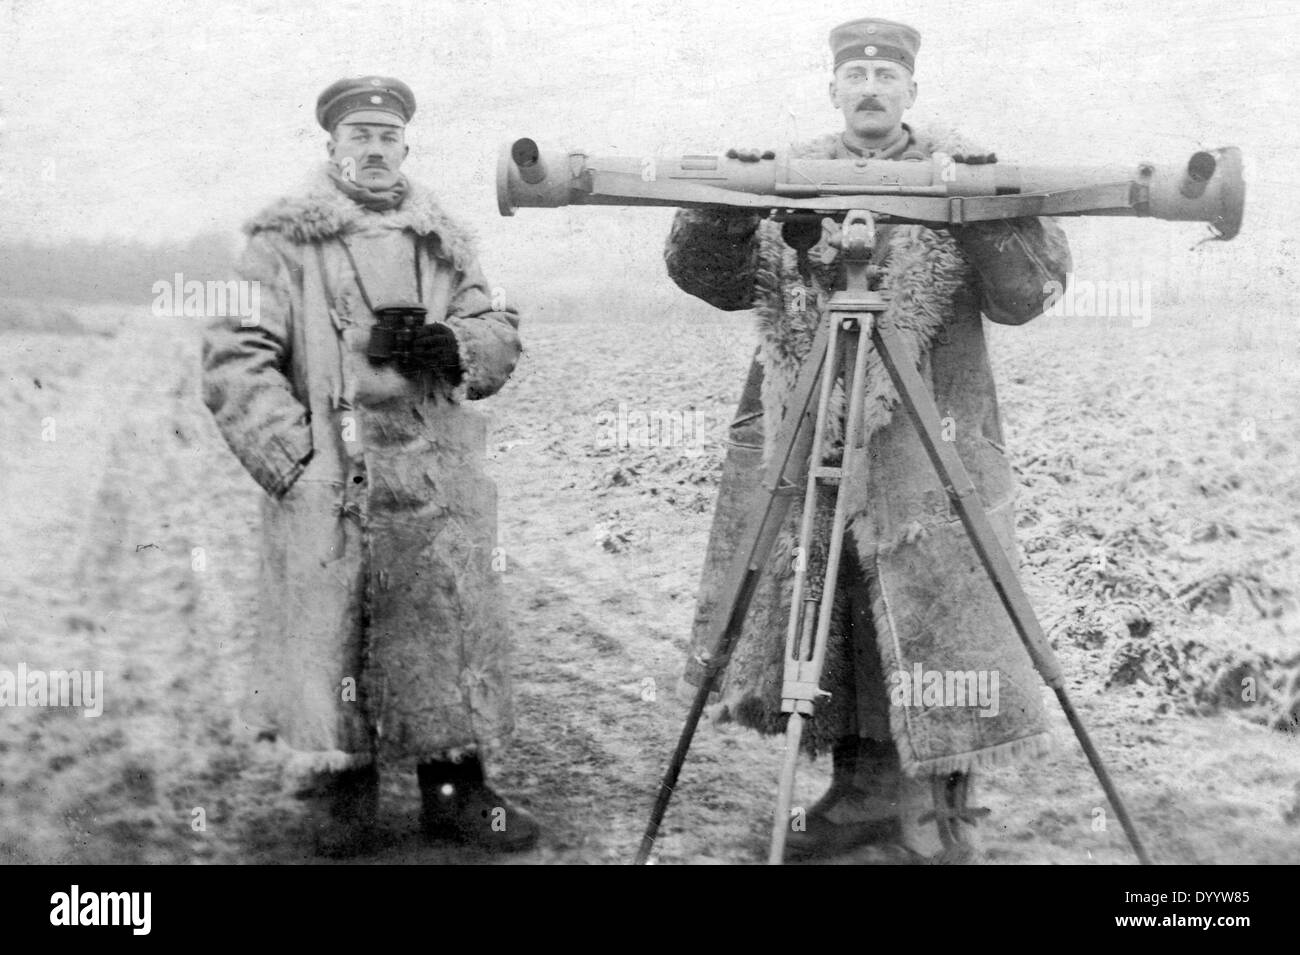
[
  {"xmin": 417, "ymin": 755, "xmax": 540, "ymax": 853},
  {"xmin": 899, "ymin": 770, "xmax": 988, "ymax": 864},
  {"xmin": 308, "ymin": 763, "xmax": 379, "ymax": 859},
  {"xmin": 784, "ymin": 737, "xmax": 904, "ymax": 860}
]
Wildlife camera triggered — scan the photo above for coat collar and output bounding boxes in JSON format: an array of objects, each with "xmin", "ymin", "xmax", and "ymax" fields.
[
  {"xmin": 791, "ymin": 122, "xmax": 981, "ymax": 160},
  {"xmin": 243, "ymin": 163, "xmax": 475, "ymax": 264}
]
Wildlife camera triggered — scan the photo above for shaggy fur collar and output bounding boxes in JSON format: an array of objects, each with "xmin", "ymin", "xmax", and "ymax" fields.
[{"xmin": 243, "ymin": 163, "xmax": 476, "ymax": 264}]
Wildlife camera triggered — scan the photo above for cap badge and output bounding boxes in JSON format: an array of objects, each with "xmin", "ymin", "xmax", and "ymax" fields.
[
  {"xmin": 370, "ymin": 95, "xmax": 382, "ymax": 104},
  {"xmin": 369, "ymin": 78, "xmax": 383, "ymax": 86},
  {"xmin": 864, "ymin": 44, "xmax": 877, "ymax": 56}
]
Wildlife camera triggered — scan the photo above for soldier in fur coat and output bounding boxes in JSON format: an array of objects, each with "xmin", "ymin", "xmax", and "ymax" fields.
[
  {"xmin": 202, "ymin": 76, "xmax": 537, "ymax": 856},
  {"xmin": 666, "ymin": 20, "xmax": 1073, "ymax": 862}
]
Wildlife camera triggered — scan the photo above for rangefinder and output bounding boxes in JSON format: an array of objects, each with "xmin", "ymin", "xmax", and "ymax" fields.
[{"xmin": 498, "ymin": 137, "xmax": 1244, "ymax": 239}]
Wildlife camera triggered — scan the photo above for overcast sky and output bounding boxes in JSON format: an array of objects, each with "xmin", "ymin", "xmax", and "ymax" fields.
[{"xmin": 1, "ymin": 0, "xmax": 1295, "ymax": 260}]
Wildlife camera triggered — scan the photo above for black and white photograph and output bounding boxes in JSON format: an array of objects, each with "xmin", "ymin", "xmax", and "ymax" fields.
[{"xmin": 0, "ymin": 0, "xmax": 1295, "ymax": 892}]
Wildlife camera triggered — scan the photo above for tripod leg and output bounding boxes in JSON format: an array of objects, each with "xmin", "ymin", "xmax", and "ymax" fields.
[
  {"xmin": 871, "ymin": 320, "xmax": 1152, "ymax": 866},
  {"xmin": 634, "ymin": 318, "xmax": 832, "ymax": 865},
  {"xmin": 633, "ymin": 677, "xmax": 714, "ymax": 865},
  {"xmin": 770, "ymin": 314, "xmax": 874, "ymax": 864},
  {"xmin": 770, "ymin": 714, "xmax": 807, "ymax": 863}
]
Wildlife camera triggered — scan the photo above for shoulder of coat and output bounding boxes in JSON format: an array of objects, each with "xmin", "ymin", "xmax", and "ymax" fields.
[
  {"xmin": 241, "ymin": 166, "xmax": 354, "ymax": 244},
  {"xmin": 906, "ymin": 122, "xmax": 992, "ymax": 159},
  {"xmin": 400, "ymin": 177, "xmax": 479, "ymax": 267},
  {"xmin": 789, "ymin": 133, "xmax": 841, "ymax": 159}
]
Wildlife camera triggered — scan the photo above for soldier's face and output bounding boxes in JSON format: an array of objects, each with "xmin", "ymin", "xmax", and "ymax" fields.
[
  {"xmin": 328, "ymin": 123, "xmax": 409, "ymax": 189},
  {"xmin": 830, "ymin": 59, "xmax": 917, "ymax": 140}
]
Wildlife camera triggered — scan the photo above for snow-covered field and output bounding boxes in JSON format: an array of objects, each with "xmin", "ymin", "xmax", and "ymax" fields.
[{"xmin": 0, "ymin": 275, "xmax": 1296, "ymax": 864}]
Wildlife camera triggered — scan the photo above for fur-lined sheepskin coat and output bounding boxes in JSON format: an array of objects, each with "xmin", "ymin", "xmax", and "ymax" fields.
[
  {"xmin": 666, "ymin": 126, "xmax": 1073, "ymax": 774},
  {"xmin": 202, "ymin": 164, "xmax": 520, "ymax": 778}
]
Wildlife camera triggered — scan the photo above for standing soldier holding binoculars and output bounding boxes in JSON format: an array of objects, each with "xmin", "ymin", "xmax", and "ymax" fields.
[{"xmin": 201, "ymin": 75, "xmax": 538, "ymax": 857}]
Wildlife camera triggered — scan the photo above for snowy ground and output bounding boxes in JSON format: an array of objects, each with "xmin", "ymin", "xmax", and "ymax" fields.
[{"xmin": 0, "ymin": 293, "xmax": 1297, "ymax": 865}]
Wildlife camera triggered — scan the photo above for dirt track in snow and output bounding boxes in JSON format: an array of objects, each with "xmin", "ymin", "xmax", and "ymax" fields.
[{"xmin": 1, "ymin": 296, "xmax": 1298, "ymax": 865}]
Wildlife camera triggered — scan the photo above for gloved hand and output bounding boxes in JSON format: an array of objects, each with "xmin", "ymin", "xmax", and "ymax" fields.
[
  {"xmin": 944, "ymin": 153, "xmax": 1010, "ymax": 240},
  {"xmin": 950, "ymin": 152, "xmax": 998, "ymax": 165},
  {"xmin": 725, "ymin": 147, "xmax": 776, "ymax": 163},
  {"xmin": 398, "ymin": 323, "xmax": 464, "ymax": 386},
  {"xmin": 692, "ymin": 148, "xmax": 776, "ymax": 237}
]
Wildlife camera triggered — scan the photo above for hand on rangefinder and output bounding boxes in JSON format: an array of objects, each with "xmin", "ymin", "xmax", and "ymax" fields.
[
  {"xmin": 951, "ymin": 151, "xmax": 998, "ymax": 165},
  {"xmin": 725, "ymin": 147, "xmax": 776, "ymax": 163},
  {"xmin": 705, "ymin": 148, "xmax": 774, "ymax": 233}
]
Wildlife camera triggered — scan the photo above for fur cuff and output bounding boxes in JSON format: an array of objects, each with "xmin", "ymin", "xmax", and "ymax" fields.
[{"xmin": 444, "ymin": 317, "xmax": 489, "ymax": 400}]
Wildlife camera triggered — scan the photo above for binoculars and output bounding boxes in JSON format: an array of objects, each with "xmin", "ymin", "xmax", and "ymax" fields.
[{"xmin": 365, "ymin": 301, "xmax": 428, "ymax": 365}]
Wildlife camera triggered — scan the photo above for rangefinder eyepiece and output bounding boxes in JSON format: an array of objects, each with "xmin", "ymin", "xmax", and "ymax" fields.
[
  {"xmin": 498, "ymin": 138, "xmax": 580, "ymax": 215},
  {"xmin": 1180, "ymin": 150, "xmax": 1217, "ymax": 199},
  {"xmin": 511, "ymin": 138, "xmax": 546, "ymax": 184}
]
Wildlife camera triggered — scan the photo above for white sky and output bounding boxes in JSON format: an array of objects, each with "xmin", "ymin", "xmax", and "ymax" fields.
[{"xmin": 0, "ymin": 0, "xmax": 1295, "ymax": 268}]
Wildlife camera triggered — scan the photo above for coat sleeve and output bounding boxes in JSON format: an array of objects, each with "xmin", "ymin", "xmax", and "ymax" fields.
[
  {"xmin": 952, "ymin": 216, "xmax": 1073, "ymax": 326},
  {"xmin": 663, "ymin": 208, "xmax": 763, "ymax": 311},
  {"xmin": 442, "ymin": 253, "xmax": 522, "ymax": 401},
  {"xmin": 200, "ymin": 232, "xmax": 314, "ymax": 498}
]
